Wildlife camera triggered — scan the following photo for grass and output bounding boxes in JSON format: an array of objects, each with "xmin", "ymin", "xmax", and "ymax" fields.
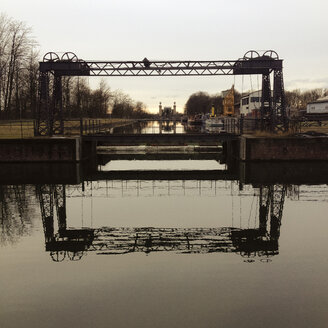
[
  {"xmin": 1, "ymin": 118, "xmax": 327, "ymax": 139},
  {"xmin": 0, "ymin": 120, "xmax": 35, "ymax": 138},
  {"xmin": 0, "ymin": 118, "xmax": 135, "ymax": 138}
]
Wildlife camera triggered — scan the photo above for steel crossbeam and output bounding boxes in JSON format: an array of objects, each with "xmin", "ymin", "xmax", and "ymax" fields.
[{"xmin": 86, "ymin": 60, "xmax": 237, "ymax": 76}]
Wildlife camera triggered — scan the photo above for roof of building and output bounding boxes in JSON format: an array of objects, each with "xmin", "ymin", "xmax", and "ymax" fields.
[
  {"xmin": 308, "ymin": 96, "xmax": 328, "ymax": 104},
  {"xmin": 240, "ymin": 90, "xmax": 261, "ymax": 98}
]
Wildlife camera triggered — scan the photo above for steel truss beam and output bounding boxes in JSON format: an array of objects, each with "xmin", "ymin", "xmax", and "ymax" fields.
[{"xmin": 85, "ymin": 60, "xmax": 253, "ymax": 76}]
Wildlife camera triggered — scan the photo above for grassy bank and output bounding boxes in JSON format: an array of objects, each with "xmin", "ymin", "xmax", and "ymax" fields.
[{"xmin": 0, "ymin": 118, "xmax": 135, "ymax": 138}]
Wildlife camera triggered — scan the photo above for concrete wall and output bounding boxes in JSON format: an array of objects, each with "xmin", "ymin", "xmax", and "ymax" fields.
[
  {"xmin": 0, "ymin": 163, "xmax": 82, "ymax": 184},
  {"xmin": 0, "ymin": 137, "xmax": 81, "ymax": 162},
  {"xmin": 239, "ymin": 162, "xmax": 328, "ymax": 184},
  {"xmin": 240, "ymin": 136, "xmax": 328, "ymax": 161}
]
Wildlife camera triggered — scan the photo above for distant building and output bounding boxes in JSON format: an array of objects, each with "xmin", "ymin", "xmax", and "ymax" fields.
[
  {"xmin": 159, "ymin": 102, "xmax": 176, "ymax": 117},
  {"xmin": 307, "ymin": 96, "xmax": 328, "ymax": 114},
  {"xmin": 240, "ymin": 90, "xmax": 273, "ymax": 117},
  {"xmin": 240, "ymin": 90, "xmax": 262, "ymax": 117}
]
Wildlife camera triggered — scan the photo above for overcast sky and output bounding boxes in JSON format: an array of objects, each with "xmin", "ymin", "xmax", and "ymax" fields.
[{"xmin": 2, "ymin": 0, "xmax": 328, "ymax": 113}]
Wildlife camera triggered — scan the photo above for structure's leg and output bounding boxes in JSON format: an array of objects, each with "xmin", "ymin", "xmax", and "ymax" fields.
[
  {"xmin": 270, "ymin": 185, "xmax": 286, "ymax": 240},
  {"xmin": 36, "ymin": 185, "xmax": 54, "ymax": 243},
  {"xmin": 261, "ymin": 74, "xmax": 272, "ymax": 131},
  {"xmin": 273, "ymin": 69, "xmax": 288, "ymax": 131},
  {"xmin": 259, "ymin": 186, "xmax": 270, "ymax": 235},
  {"xmin": 54, "ymin": 184, "xmax": 67, "ymax": 233},
  {"xmin": 52, "ymin": 75, "xmax": 64, "ymax": 135},
  {"xmin": 36, "ymin": 72, "xmax": 51, "ymax": 136}
]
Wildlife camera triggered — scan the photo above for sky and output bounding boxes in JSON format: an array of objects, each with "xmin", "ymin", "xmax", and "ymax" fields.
[{"xmin": 1, "ymin": 0, "xmax": 328, "ymax": 113}]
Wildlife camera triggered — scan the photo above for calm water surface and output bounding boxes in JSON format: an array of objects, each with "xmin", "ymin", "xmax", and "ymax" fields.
[
  {"xmin": 112, "ymin": 121, "xmax": 205, "ymax": 134},
  {"xmin": 1, "ymin": 160, "xmax": 328, "ymax": 328}
]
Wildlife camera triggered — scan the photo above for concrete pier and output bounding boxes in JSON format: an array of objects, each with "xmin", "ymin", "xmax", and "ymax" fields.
[
  {"xmin": 0, "ymin": 137, "xmax": 82, "ymax": 162},
  {"xmin": 240, "ymin": 135, "xmax": 328, "ymax": 161}
]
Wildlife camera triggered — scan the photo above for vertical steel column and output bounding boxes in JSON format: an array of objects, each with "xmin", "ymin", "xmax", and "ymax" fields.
[
  {"xmin": 269, "ymin": 185, "xmax": 286, "ymax": 241},
  {"xmin": 36, "ymin": 72, "xmax": 50, "ymax": 135},
  {"xmin": 273, "ymin": 69, "xmax": 288, "ymax": 131},
  {"xmin": 259, "ymin": 186, "xmax": 270, "ymax": 235},
  {"xmin": 54, "ymin": 185, "xmax": 67, "ymax": 233},
  {"xmin": 37, "ymin": 185, "xmax": 54, "ymax": 243},
  {"xmin": 52, "ymin": 74, "xmax": 64, "ymax": 134},
  {"xmin": 261, "ymin": 73, "xmax": 272, "ymax": 131}
]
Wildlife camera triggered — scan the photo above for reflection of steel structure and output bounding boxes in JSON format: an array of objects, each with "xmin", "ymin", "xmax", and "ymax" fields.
[
  {"xmin": 158, "ymin": 121, "xmax": 177, "ymax": 133},
  {"xmin": 38, "ymin": 182, "xmax": 287, "ymax": 263},
  {"xmin": 66, "ymin": 180, "xmax": 238, "ymax": 199},
  {"xmin": 37, "ymin": 50, "xmax": 286, "ymax": 135}
]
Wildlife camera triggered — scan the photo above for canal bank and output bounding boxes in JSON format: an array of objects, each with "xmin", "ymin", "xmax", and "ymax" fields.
[
  {"xmin": 0, "ymin": 137, "xmax": 97, "ymax": 162},
  {"xmin": 239, "ymin": 134, "xmax": 328, "ymax": 161},
  {"xmin": 1, "ymin": 133, "xmax": 328, "ymax": 162}
]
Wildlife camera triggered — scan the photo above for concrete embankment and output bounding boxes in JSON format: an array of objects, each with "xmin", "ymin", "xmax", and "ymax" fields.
[
  {"xmin": 1, "ymin": 134, "xmax": 328, "ymax": 163},
  {"xmin": 240, "ymin": 135, "xmax": 328, "ymax": 161},
  {"xmin": 0, "ymin": 137, "xmax": 83, "ymax": 162}
]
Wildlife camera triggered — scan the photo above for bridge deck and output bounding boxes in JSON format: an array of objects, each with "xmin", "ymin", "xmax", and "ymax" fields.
[
  {"xmin": 88, "ymin": 169, "xmax": 237, "ymax": 181},
  {"xmin": 84, "ymin": 133, "xmax": 238, "ymax": 146}
]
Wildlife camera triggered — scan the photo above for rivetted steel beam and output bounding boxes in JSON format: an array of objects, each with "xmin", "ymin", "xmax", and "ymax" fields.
[{"xmin": 50, "ymin": 59, "xmax": 281, "ymax": 77}]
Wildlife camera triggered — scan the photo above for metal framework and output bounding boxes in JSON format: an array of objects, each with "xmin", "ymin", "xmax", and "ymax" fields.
[{"xmin": 36, "ymin": 50, "xmax": 287, "ymax": 135}]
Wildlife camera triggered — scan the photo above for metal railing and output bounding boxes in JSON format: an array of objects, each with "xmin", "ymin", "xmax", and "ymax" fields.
[
  {"xmin": 1, "ymin": 117, "xmax": 327, "ymax": 139},
  {"xmin": 0, "ymin": 120, "xmax": 35, "ymax": 139}
]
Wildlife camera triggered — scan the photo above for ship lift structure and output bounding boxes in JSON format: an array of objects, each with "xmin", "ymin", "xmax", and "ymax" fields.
[{"xmin": 37, "ymin": 50, "xmax": 287, "ymax": 136}]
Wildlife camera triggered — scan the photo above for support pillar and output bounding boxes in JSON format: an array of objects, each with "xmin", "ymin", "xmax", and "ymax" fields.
[
  {"xmin": 261, "ymin": 73, "xmax": 272, "ymax": 131},
  {"xmin": 52, "ymin": 75, "xmax": 64, "ymax": 135},
  {"xmin": 273, "ymin": 69, "xmax": 288, "ymax": 131},
  {"xmin": 36, "ymin": 72, "xmax": 50, "ymax": 136}
]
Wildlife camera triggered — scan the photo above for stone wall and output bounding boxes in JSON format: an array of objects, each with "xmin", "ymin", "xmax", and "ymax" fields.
[
  {"xmin": 0, "ymin": 137, "xmax": 81, "ymax": 162},
  {"xmin": 240, "ymin": 136, "xmax": 328, "ymax": 161}
]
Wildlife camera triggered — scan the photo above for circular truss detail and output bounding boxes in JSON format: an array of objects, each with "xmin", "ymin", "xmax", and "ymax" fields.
[
  {"xmin": 263, "ymin": 50, "xmax": 279, "ymax": 60},
  {"xmin": 243, "ymin": 50, "xmax": 260, "ymax": 60},
  {"xmin": 43, "ymin": 52, "xmax": 59, "ymax": 62},
  {"xmin": 61, "ymin": 52, "xmax": 78, "ymax": 62}
]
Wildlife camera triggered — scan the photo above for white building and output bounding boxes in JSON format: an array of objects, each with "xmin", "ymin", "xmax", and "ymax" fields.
[
  {"xmin": 240, "ymin": 90, "xmax": 262, "ymax": 116},
  {"xmin": 240, "ymin": 90, "xmax": 274, "ymax": 117},
  {"xmin": 307, "ymin": 96, "xmax": 328, "ymax": 114}
]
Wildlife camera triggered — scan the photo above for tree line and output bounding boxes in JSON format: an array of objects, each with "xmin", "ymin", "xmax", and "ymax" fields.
[
  {"xmin": 185, "ymin": 88, "xmax": 328, "ymax": 116},
  {"xmin": 285, "ymin": 88, "xmax": 328, "ymax": 112},
  {"xmin": 184, "ymin": 90, "xmax": 241, "ymax": 116},
  {"xmin": 0, "ymin": 13, "xmax": 151, "ymax": 120}
]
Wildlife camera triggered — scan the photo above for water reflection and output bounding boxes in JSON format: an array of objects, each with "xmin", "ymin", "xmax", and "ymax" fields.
[
  {"xmin": 111, "ymin": 120, "xmax": 210, "ymax": 134},
  {"xmin": 0, "ymin": 181, "xmax": 287, "ymax": 263},
  {"xmin": 1, "ymin": 160, "xmax": 328, "ymax": 265},
  {"xmin": 0, "ymin": 185, "xmax": 35, "ymax": 246},
  {"xmin": 1, "ymin": 161, "xmax": 328, "ymax": 328},
  {"xmin": 43, "ymin": 184, "xmax": 285, "ymax": 262}
]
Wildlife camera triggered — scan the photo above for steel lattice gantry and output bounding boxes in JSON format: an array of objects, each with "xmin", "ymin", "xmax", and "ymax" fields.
[{"xmin": 36, "ymin": 50, "xmax": 287, "ymax": 135}]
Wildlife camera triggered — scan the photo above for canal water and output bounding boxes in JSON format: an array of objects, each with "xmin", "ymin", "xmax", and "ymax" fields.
[
  {"xmin": 1, "ymin": 157, "xmax": 328, "ymax": 328},
  {"xmin": 112, "ymin": 121, "xmax": 206, "ymax": 134}
]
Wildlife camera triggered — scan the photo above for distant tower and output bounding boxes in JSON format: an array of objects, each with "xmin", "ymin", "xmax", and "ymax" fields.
[
  {"xmin": 159, "ymin": 102, "xmax": 162, "ymax": 116},
  {"xmin": 173, "ymin": 102, "xmax": 176, "ymax": 115}
]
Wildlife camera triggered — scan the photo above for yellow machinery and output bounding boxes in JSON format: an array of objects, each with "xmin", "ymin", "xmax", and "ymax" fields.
[
  {"xmin": 210, "ymin": 104, "xmax": 216, "ymax": 117},
  {"xmin": 223, "ymin": 85, "xmax": 235, "ymax": 116}
]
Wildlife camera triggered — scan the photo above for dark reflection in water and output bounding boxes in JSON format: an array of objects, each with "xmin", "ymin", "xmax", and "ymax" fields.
[
  {"xmin": 0, "ymin": 185, "xmax": 36, "ymax": 246},
  {"xmin": 1, "ymin": 163, "xmax": 328, "ymax": 328},
  {"xmin": 37, "ymin": 184, "xmax": 285, "ymax": 263}
]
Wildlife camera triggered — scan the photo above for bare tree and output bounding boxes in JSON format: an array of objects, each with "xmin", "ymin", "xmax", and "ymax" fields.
[{"xmin": 0, "ymin": 14, "xmax": 37, "ymax": 118}]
